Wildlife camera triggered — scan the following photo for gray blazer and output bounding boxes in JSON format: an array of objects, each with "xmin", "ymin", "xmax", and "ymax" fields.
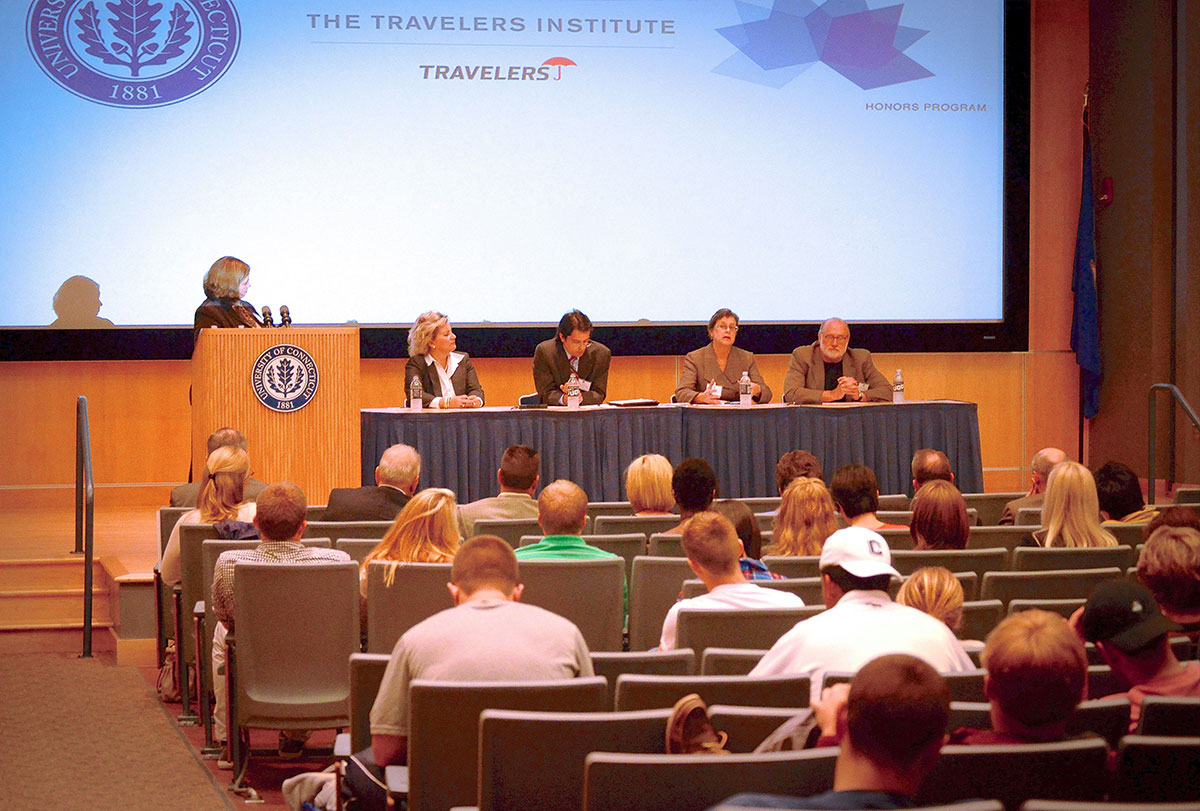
[
  {"xmin": 457, "ymin": 492, "xmax": 540, "ymax": 537},
  {"xmin": 782, "ymin": 343, "xmax": 892, "ymax": 404},
  {"xmin": 675, "ymin": 344, "xmax": 772, "ymax": 404}
]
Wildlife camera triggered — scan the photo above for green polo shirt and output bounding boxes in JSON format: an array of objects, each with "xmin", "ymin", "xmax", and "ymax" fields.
[{"xmin": 514, "ymin": 535, "xmax": 619, "ymax": 560}]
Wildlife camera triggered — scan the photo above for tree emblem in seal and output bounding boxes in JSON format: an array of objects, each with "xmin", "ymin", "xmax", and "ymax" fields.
[
  {"xmin": 26, "ymin": 0, "xmax": 240, "ymax": 108},
  {"xmin": 252, "ymin": 345, "xmax": 319, "ymax": 413}
]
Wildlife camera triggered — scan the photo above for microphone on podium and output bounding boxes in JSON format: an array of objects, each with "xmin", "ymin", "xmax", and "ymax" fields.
[
  {"xmin": 279, "ymin": 305, "xmax": 291, "ymax": 327},
  {"xmin": 260, "ymin": 305, "xmax": 274, "ymax": 327}
]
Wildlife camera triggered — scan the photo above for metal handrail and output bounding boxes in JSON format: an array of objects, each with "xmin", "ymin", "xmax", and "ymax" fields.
[
  {"xmin": 1148, "ymin": 384, "xmax": 1200, "ymax": 505},
  {"xmin": 74, "ymin": 396, "xmax": 95, "ymax": 658}
]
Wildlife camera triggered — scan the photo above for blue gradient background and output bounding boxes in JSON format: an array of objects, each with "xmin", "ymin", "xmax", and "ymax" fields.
[{"xmin": 1, "ymin": 1, "xmax": 1003, "ymax": 326}]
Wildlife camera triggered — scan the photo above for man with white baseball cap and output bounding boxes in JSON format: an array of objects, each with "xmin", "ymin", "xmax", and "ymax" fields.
[{"xmin": 750, "ymin": 526, "xmax": 974, "ymax": 703}]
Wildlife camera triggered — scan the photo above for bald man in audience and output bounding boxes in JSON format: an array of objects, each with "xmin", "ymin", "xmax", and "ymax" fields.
[
  {"xmin": 515, "ymin": 479, "xmax": 617, "ymax": 561},
  {"xmin": 911, "ymin": 449, "xmax": 954, "ymax": 494},
  {"xmin": 322, "ymin": 443, "xmax": 420, "ymax": 522},
  {"xmin": 658, "ymin": 512, "xmax": 803, "ymax": 651},
  {"xmin": 999, "ymin": 447, "xmax": 1067, "ymax": 525},
  {"xmin": 170, "ymin": 427, "xmax": 266, "ymax": 507}
]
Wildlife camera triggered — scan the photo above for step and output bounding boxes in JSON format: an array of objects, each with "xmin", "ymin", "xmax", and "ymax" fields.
[
  {"xmin": 0, "ymin": 588, "xmax": 112, "ymax": 629},
  {"xmin": 0, "ymin": 558, "xmax": 107, "ymax": 591}
]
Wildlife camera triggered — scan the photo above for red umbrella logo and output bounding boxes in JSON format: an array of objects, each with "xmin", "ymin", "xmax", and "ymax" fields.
[{"xmin": 542, "ymin": 57, "xmax": 576, "ymax": 81}]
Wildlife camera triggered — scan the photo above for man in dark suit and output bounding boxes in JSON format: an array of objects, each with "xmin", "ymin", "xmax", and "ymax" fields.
[
  {"xmin": 532, "ymin": 309, "xmax": 611, "ymax": 405},
  {"xmin": 322, "ymin": 444, "xmax": 420, "ymax": 521},
  {"xmin": 782, "ymin": 318, "xmax": 892, "ymax": 404},
  {"xmin": 169, "ymin": 427, "xmax": 267, "ymax": 507}
]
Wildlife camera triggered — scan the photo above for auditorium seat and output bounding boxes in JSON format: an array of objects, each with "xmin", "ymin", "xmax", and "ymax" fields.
[
  {"xmin": 877, "ymin": 527, "xmax": 916, "ymax": 550},
  {"xmin": 303, "ymin": 520, "xmax": 393, "ymax": 545},
  {"xmin": 943, "ymin": 669, "xmax": 988, "ymax": 702},
  {"xmin": 760, "ymin": 555, "xmax": 822, "ymax": 578},
  {"xmin": 587, "ymin": 500, "xmax": 635, "ymax": 520},
  {"xmin": 226, "ymin": 561, "xmax": 359, "ymax": 801},
  {"xmin": 878, "ymin": 493, "xmax": 911, "ymax": 510},
  {"xmin": 967, "ymin": 526, "xmax": 1037, "ymax": 550},
  {"xmin": 915, "ymin": 737, "xmax": 1110, "ymax": 809},
  {"xmin": 614, "ymin": 673, "xmax": 811, "ymax": 712},
  {"xmin": 392, "ymin": 677, "xmax": 608, "ymax": 811},
  {"xmin": 582, "ymin": 749, "xmax": 838, "ymax": 811},
  {"xmin": 1011, "ymin": 546, "xmax": 1137, "ymax": 572},
  {"xmin": 334, "ymin": 652, "xmax": 389, "ymax": 757},
  {"xmin": 736, "ymin": 496, "xmax": 782, "ymax": 512},
  {"xmin": 1137, "ymin": 696, "xmax": 1200, "ymax": 736},
  {"xmin": 980, "ymin": 568, "xmax": 1123, "ymax": 606},
  {"xmin": 590, "ymin": 649, "xmax": 695, "ymax": 709},
  {"xmin": 472, "ymin": 517, "xmax": 545, "ymax": 548},
  {"xmin": 947, "ymin": 698, "xmax": 1132, "ymax": 749},
  {"xmin": 891, "ymin": 548, "xmax": 1010, "ymax": 578},
  {"xmin": 963, "ymin": 492, "xmax": 1027, "ymax": 527},
  {"xmin": 959, "ymin": 600, "xmax": 1005, "ymax": 642},
  {"xmin": 1107, "ymin": 523, "xmax": 1151, "ymax": 547},
  {"xmin": 628, "ymin": 556, "xmax": 695, "ymax": 651},
  {"xmin": 1111, "ymin": 735, "xmax": 1200, "ymax": 802},
  {"xmin": 1087, "ymin": 664, "xmax": 1131, "ymax": 700},
  {"xmin": 365, "ymin": 560, "xmax": 454, "ymax": 654},
  {"xmin": 334, "ymin": 537, "xmax": 380, "ymax": 563},
  {"xmin": 754, "ymin": 511, "xmax": 775, "ymax": 531},
  {"xmin": 1007, "ymin": 598, "xmax": 1086, "ymax": 619},
  {"xmin": 594, "ymin": 514, "xmax": 681, "ymax": 537},
  {"xmin": 707, "ymin": 704, "xmax": 802, "ymax": 753},
  {"xmin": 478, "ymin": 708, "xmax": 671, "ymax": 811},
  {"xmin": 648, "ymin": 533, "xmax": 685, "ymax": 557},
  {"xmin": 701, "ymin": 648, "xmax": 769, "ymax": 676},
  {"xmin": 1015, "ymin": 507, "xmax": 1042, "ymax": 526},
  {"xmin": 674, "ymin": 606, "xmax": 817, "ymax": 657},
  {"xmin": 518, "ymin": 558, "xmax": 626, "ymax": 651},
  {"xmin": 680, "ymin": 576, "xmax": 823, "ymax": 604}
]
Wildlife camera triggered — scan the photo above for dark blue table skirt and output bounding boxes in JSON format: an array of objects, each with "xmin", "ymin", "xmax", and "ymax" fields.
[{"xmin": 361, "ymin": 402, "xmax": 982, "ymax": 504}]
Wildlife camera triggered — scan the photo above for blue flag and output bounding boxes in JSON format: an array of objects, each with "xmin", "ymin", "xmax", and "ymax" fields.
[{"xmin": 1071, "ymin": 125, "xmax": 1102, "ymax": 418}]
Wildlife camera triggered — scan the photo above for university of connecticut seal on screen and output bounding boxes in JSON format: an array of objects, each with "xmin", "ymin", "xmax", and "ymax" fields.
[
  {"xmin": 26, "ymin": 0, "xmax": 240, "ymax": 108},
  {"xmin": 252, "ymin": 345, "xmax": 319, "ymax": 413}
]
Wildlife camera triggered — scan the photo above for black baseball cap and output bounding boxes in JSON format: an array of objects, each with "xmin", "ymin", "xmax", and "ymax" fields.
[{"xmin": 1080, "ymin": 579, "xmax": 1181, "ymax": 653}]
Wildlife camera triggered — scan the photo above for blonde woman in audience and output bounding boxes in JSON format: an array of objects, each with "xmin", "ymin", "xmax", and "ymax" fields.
[
  {"xmin": 770, "ymin": 477, "xmax": 839, "ymax": 556},
  {"xmin": 625, "ymin": 453, "xmax": 675, "ymax": 515},
  {"xmin": 359, "ymin": 488, "xmax": 460, "ymax": 596},
  {"xmin": 1035, "ymin": 461, "xmax": 1118, "ymax": 548},
  {"xmin": 910, "ymin": 480, "xmax": 970, "ymax": 550},
  {"xmin": 159, "ymin": 446, "xmax": 255, "ymax": 585},
  {"xmin": 896, "ymin": 566, "xmax": 981, "ymax": 653}
]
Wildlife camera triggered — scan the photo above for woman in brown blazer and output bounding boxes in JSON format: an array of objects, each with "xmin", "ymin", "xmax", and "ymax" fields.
[{"xmin": 674, "ymin": 308, "xmax": 772, "ymax": 404}]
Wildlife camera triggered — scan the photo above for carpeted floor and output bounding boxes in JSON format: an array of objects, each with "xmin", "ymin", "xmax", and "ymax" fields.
[{"xmin": 0, "ymin": 653, "xmax": 235, "ymax": 811}]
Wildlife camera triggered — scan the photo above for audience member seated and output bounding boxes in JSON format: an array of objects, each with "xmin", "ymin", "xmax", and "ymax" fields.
[
  {"xmin": 457, "ymin": 445, "xmax": 540, "ymax": 537},
  {"xmin": 1034, "ymin": 461, "xmax": 1118, "ymax": 548},
  {"xmin": 713, "ymin": 654, "xmax": 951, "ymax": 809},
  {"xmin": 1144, "ymin": 505, "xmax": 1200, "ymax": 538},
  {"xmin": 712, "ymin": 500, "xmax": 782, "ymax": 581},
  {"xmin": 160, "ymin": 446, "xmax": 257, "ymax": 586},
  {"xmin": 1094, "ymin": 460, "xmax": 1158, "ymax": 524},
  {"xmin": 770, "ymin": 477, "xmax": 839, "ymax": 557},
  {"xmin": 776, "ymin": 450, "xmax": 823, "ymax": 494},
  {"xmin": 322, "ymin": 443, "xmax": 420, "ymax": 522},
  {"xmin": 750, "ymin": 527, "xmax": 973, "ymax": 702},
  {"xmin": 659, "ymin": 512, "xmax": 803, "ymax": 650},
  {"xmin": 209, "ymin": 482, "xmax": 351, "ymax": 757},
  {"xmin": 895, "ymin": 566, "xmax": 968, "ymax": 644},
  {"xmin": 909, "ymin": 480, "xmax": 970, "ymax": 550},
  {"xmin": 170, "ymin": 427, "xmax": 266, "ymax": 507},
  {"xmin": 359, "ymin": 488, "xmax": 460, "ymax": 597},
  {"xmin": 951, "ymin": 609, "xmax": 1088, "ymax": 745},
  {"xmin": 911, "ymin": 448, "xmax": 954, "ymax": 495},
  {"xmin": 1137, "ymin": 525, "xmax": 1200, "ymax": 638},
  {"xmin": 346, "ymin": 536, "xmax": 593, "ymax": 811},
  {"xmin": 625, "ymin": 453, "xmax": 676, "ymax": 516},
  {"xmin": 830, "ymin": 464, "xmax": 907, "ymax": 532},
  {"xmin": 662, "ymin": 457, "xmax": 718, "ymax": 535},
  {"xmin": 515, "ymin": 480, "xmax": 618, "ymax": 561},
  {"xmin": 999, "ymin": 447, "xmax": 1068, "ymax": 525},
  {"xmin": 1076, "ymin": 578, "xmax": 1200, "ymax": 732}
]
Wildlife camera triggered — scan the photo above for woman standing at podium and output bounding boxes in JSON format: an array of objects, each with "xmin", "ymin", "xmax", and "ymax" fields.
[
  {"xmin": 404, "ymin": 311, "xmax": 484, "ymax": 408},
  {"xmin": 193, "ymin": 256, "xmax": 262, "ymax": 341}
]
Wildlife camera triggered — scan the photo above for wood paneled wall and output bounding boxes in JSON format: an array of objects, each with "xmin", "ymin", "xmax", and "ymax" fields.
[{"xmin": 0, "ymin": 2, "xmax": 1089, "ymax": 509}]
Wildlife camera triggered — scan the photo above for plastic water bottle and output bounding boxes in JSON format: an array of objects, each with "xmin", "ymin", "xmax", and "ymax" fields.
[
  {"xmin": 739, "ymin": 371, "xmax": 753, "ymax": 407},
  {"xmin": 566, "ymin": 372, "xmax": 581, "ymax": 409},
  {"xmin": 892, "ymin": 369, "xmax": 905, "ymax": 404},
  {"xmin": 409, "ymin": 376, "xmax": 423, "ymax": 411}
]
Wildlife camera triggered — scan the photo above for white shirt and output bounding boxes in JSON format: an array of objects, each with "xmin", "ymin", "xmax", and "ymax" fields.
[
  {"xmin": 659, "ymin": 582, "xmax": 805, "ymax": 651},
  {"xmin": 425, "ymin": 352, "xmax": 464, "ymax": 408},
  {"xmin": 749, "ymin": 589, "xmax": 974, "ymax": 703}
]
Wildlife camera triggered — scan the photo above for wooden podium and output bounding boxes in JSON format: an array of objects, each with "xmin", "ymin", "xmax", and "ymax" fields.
[{"xmin": 192, "ymin": 327, "xmax": 360, "ymax": 503}]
